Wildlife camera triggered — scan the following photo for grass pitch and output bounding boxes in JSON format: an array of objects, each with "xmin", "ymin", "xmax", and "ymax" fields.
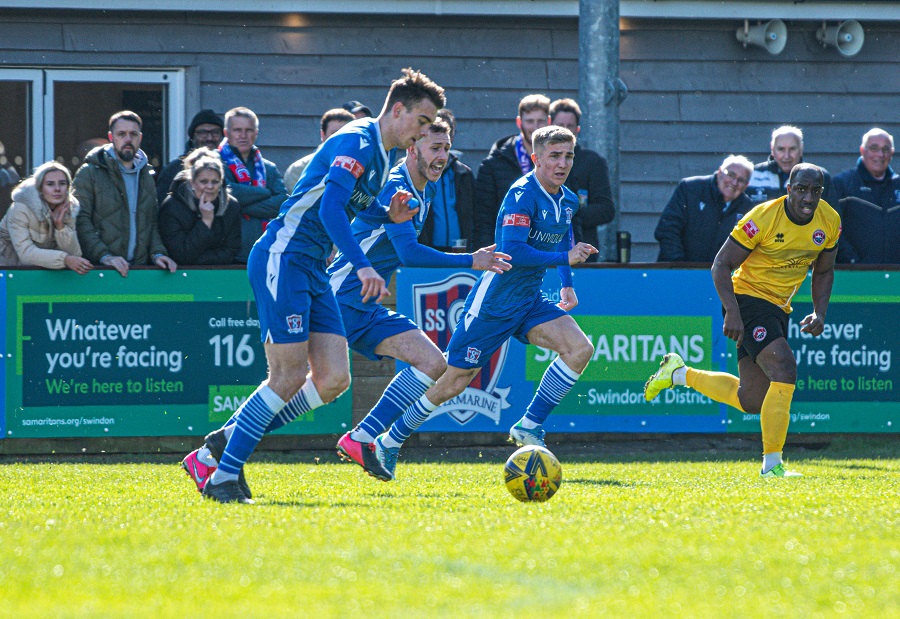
[{"xmin": 1, "ymin": 437, "xmax": 897, "ymax": 618}]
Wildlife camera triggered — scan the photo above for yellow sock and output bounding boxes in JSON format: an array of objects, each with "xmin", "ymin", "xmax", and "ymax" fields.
[
  {"xmin": 685, "ymin": 368, "xmax": 745, "ymax": 412},
  {"xmin": 761, "ymin": 382, "xmax": 795, "ymax": 455}
]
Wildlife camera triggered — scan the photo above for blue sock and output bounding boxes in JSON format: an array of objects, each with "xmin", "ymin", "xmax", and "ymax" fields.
[
  {"xmin": 388, "ymin": 395, "xmax": 438, "ymax": 446},
  {"xmin": 356, "ymin": 367, "xmax": 435, "ymax": 440},
  {"xmin": 265, "ymin": 379, "xmax": 324, "ymax": 432},
  {"xmin": 524, "ymin": 357, "xmax": 580, "ymax": 425},
  {"xmin": 212, "ymin": 385, "xmax": 285, "ymax": 481}
]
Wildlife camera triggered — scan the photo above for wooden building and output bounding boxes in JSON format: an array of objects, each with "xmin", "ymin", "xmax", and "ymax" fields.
[{"xmin": 0, "ymin": 1, "xmax": 897, "ymax": 260}]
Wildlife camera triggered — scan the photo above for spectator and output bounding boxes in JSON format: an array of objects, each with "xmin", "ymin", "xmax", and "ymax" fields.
[
  {"xmin": 156, "ymin": 109, "xmax": 224, "ymax": 204},
  {"xmin": 74, "ymin": 111, "xmax": 175, "ymax": 277},
  {"xmin": 419, "ymin": 108, "xmax": 475, "ymax": 252},
  {"xmin": 283, "ymin": 108, "xmax": 354, "ymax": 191},
  {"xmin": 0, "ymin": 161, "xmax": 92, "ymax": 273},
  {"xmin": 549, "ymin": 98, "xmax": 615, "ymax": 262},
  {"xmin": 159, "ymin": 148, "xmax": 241, "ymax": 265},
  {"xmin": 342, "ymin": 100, "xmax": 373, "ymax": 119},
  {"xmin": 833, "ymin": 128, "xmax": 899, "ymax": 264},
  {"xmin": 218, "ymin": 107, "xmax": 288, "ymax": 263},
  {"xmin": 654, "ymin": 155, "xmax": 754, "ymax": 263},
  {"xmin": 473, "ymin": 94, "xmax": 550, "ymax": 248},
  {"xmin": 746, "ymin": 125, "xmax": 837, "ymax": 206}
]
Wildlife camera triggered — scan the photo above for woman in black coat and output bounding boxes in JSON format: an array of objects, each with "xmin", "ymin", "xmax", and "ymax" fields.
[{"xmin": 159, "ymin": 147, "xmax": 241, "ymax": 265}]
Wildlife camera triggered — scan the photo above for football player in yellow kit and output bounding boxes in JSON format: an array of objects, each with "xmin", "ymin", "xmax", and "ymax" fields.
[{"xmin": 644, "ymin": 163, "xmax": 841, "ymax": 477}]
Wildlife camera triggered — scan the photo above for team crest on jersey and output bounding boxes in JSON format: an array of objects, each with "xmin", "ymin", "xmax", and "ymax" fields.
[
  {"xmin": 412, "ymin": 273, "xmax": 511, "ymax": 426},
  {"xmin": 753, "ymin": 326, "xmax": 767, "ymax": 342},
  {"xmin": 286, "ymin": 314, "xmax": 304, "ymax": 334},
  {"xmin": 503, "ymin": 213, "xmax": 530, "ymax": 227},
  {"xmin": 742, "ymin": 219, "xmax": 760, "ymax": 239},
  {"xmin": 565, "ymin": 207, "xmax": 573, "ymax": 224},
  {"xmin": 812, "ymin": 229, "xmax": 826, "ymax": 245},
  {"xmin": 332, "ymin": 156, "xmax": 365, "ymax": 179}
]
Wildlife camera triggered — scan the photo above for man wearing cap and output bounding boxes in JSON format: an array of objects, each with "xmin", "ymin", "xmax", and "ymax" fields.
[
  {"xmin": 156, "ymin": 110, "xmax": 224, "ymax": 204},
  {"xmin": 342, "ymin": 100, "xmax": 373, "ymax": 119}
]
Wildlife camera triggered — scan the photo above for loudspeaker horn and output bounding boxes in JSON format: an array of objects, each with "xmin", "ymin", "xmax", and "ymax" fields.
[
  {"xmin": 735, "ymin": 19, "xmax": 788, "ymax": 55},
  {"xmin": 816, "ymin": 20, "xmax": 864, "ymax": 57}
]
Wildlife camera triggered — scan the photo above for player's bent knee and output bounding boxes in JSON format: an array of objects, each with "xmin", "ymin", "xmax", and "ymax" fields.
[
  {"xmin": 418, "ymin": 355, "xmax": 448, "ymax": 382},
  {"xmin": 318, "ymin": 373, "xmax": 351, "ymax": 403}
]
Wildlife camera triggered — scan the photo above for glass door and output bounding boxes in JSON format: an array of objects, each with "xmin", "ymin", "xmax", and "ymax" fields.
[{"xmin": 0, "ymin": 70, "xmax": 42, "ymax": 218}]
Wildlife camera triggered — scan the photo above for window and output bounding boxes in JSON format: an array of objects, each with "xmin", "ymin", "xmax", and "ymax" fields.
[{"xmin": 0, "ymin": 69, "xmax": 184, "ymax": 215}]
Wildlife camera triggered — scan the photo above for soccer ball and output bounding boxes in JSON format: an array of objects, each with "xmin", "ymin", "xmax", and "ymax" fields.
[{"xmin": 503, "ymin": 445, "xmax": 562, "ymax": 502}]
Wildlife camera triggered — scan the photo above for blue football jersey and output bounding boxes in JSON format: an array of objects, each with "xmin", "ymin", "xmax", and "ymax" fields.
[
  {"xmin": 256, "ymin": 118, "xmax": 400, "ymax": 260},
  {"xmin": 464, "ymin": 172, "xmax": 577, "ymax": 320},
  {"xmin": 328, "ymin": 161, "xmax": 435, "ymax": 311}
]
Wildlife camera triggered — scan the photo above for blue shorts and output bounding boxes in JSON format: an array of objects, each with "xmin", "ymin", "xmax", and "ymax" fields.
[
  {"xmin": 447, "ymin": 294, "xmax": 566, "ymax": 369},
  {"xmin": 248, "ymin": 248, "xmax": 346, "ymax": 344},
  {"xmin": 340, "ymin": 302, "xmax": 419, "ymax": 361}
]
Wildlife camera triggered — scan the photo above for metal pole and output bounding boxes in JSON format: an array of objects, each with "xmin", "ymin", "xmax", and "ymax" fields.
[{"xmin": 578, "ymin": 0, "xmax": 626, "ymax": 261}]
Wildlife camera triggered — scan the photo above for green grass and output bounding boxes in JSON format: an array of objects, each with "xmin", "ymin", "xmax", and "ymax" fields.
[{"xmin": 1, "ymin": 438, "xmax": 897, "ymax": 618}]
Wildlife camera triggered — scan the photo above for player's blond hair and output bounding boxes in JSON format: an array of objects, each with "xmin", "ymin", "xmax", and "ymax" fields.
[{"xmin": 532, "ymin": 125, "xmax": 575, "ymax": 154}]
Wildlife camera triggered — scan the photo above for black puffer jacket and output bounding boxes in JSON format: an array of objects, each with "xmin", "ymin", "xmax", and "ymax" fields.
[
  {"xmin": 158, "ymin": 173, "xmax": 241, "ymax": 265},
  {"xmin": 654, "ymin": 174, "xmax": 753, "ymax": 262},
  {"xmin": 473, "ymin": 134, "xmax": 528, "ymax": 247}
]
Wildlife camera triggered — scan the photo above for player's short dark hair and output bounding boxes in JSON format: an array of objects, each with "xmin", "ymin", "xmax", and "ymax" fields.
[
  {"xmin": 425, "ymin": 118, "xmax": 452, "ymax": 138},
  {"xmin": 532, "ymin": 125, "xmax": 576, "ymax": 154},
  {"xmin": 109, "ymin": 110, "xmax": 142, "ymax": 132},
  {"xmin": 518, "ymin": 94, "xmax": 550, "ymax": 118},
  {"xmin": 549, "ymin": 98, "xmax": 582, "ymax": 125},
  {"xmin": 436, "ymin": 108, "xmax": 456, "ymax": 138},
  {"xmin": 321, "ymin": 108, "xmax": 354, "ymax": 135},
  {"xmin": 789, "ymin": 162, "xmax": 825, "ymax": 185},
  {"xmin": 385, "ymin": 68, "xmax": 446, "ymax": 112}
]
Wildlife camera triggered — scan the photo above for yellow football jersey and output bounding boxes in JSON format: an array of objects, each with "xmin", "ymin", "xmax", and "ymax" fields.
[{"xmin": 730, "ymin": 196, "xmax": 841, "ymax": 312}]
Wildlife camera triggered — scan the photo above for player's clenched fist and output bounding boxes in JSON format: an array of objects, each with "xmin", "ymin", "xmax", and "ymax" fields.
[{"xmin": 567, "ymin": 242, "xmax": 598, "ymax": 265}]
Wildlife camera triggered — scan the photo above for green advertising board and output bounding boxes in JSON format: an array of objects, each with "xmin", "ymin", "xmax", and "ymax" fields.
[{"xmin": 2, "ymin": 269, "xmax": 351, "ymax": 438}]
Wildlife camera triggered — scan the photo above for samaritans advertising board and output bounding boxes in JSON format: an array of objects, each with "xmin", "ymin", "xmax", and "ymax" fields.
[
  {"xmin": 396, "ymin": 267, "xmax": 897, "ymax": 435},
  {"xmin": 2, "ymin": 270, "xmax": 351, "ymax": 438}
]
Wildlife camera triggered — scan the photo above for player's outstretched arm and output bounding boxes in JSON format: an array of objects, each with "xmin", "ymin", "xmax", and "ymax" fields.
[
  {"xmin": 711, "ymin": 239, "xmax": 751, "ymax": 347},
  {"xmin": 567, "ymin": 242, "xmax": 598, "ymax": 265},
  {"xmin": 470, "ymin": 244, "xmax": 512, "ymax": 274}
]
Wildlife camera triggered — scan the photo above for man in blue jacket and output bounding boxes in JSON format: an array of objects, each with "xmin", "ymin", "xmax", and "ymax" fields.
[
  {"xmin": 654, "ymin": 155, "xmax": 754, "ymax": 262},
  {"xmin": 833, "ymin": 128, "xmax": 899, "ymax": 264}
]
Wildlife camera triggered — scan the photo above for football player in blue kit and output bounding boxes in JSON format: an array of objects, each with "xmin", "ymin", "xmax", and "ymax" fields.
[
  {"xmin": 182, "ymin": 68, "xmax": 446, "ymax": 503},
  {"xmin": 326, "ymin": 119, "xmax": 512, "ymax": 479},
  {"xmin": 369, "ymin": 125, "xmax": 598, "ymax": 480}
]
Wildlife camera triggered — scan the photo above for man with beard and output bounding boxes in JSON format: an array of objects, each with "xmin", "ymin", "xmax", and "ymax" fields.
[
  {"xmin": 74, "ymin": 111, "xmax": 176, "ymax": 277},
  {"xmin": 155, "ymin": 109, "xmax": 224, "ymax": 204},
  {"xmin": 330, "ymin": 119, "xmax": 511, "ymax": 480},
  {"xmin": 473, "ymin": 94, "xmax": 550, "ymax": 248},
  {"xmin": 644, "ymin": 163, "xmax": 841, "ymax": 478}
]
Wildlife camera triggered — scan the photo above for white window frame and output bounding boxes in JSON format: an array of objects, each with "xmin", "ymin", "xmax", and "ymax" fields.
[
  {"xmin": 0, "ymin": 69, "xmax": 44, "ymax": 173},
  {"xmin": 43, "ymin": 69, "xmax": 185, "ymax": 167}
]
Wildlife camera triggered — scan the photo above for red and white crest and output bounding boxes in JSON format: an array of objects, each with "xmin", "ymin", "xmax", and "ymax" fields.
[
  {"xmin": 742, "ymin": 219, "xmax": 760, "ymax": 239},
  {"xmin": 753, "ymin": 326, "xmax": 767, "ymax": 342}
]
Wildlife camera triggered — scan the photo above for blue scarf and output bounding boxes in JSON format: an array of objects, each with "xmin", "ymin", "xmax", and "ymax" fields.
[
  {"xmin": 219, "ymin": 140, "xmax": 266, "ymax": 187},
  {"xmin": 514, "ymin": 135, "xmax": 532, "ymax": 175}
]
